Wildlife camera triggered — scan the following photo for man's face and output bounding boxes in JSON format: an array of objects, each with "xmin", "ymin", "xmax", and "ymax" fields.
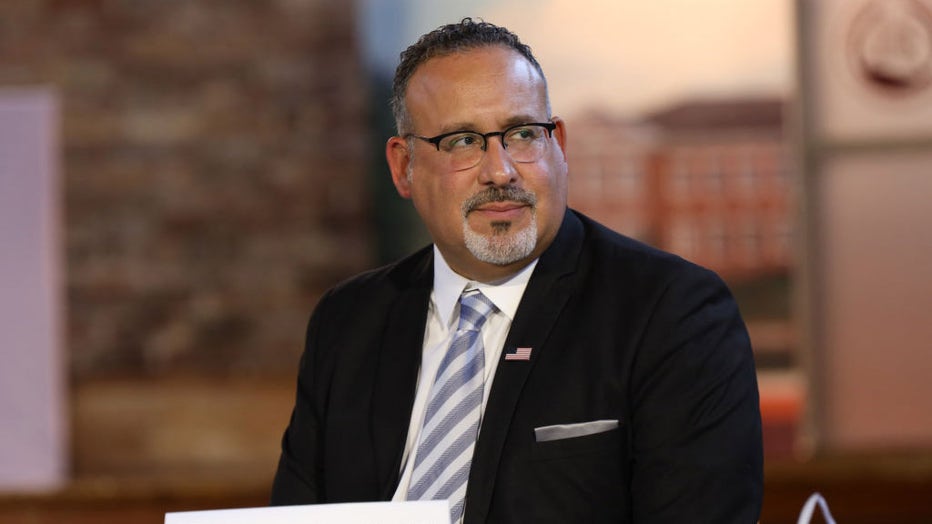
[{"xmin": 386, "ymin": 45, "xmax": 568, "ymax": 282}]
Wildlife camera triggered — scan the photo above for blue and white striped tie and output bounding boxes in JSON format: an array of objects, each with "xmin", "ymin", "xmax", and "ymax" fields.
[{"xmin": 407, "ymin": 290, "xmax": 496, "ymax": 523}]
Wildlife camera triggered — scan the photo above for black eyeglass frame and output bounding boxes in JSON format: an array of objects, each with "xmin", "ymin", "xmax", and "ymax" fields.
[{"xmin": 405, "ymin": 122, "xmax": 557, "ymax": 152}]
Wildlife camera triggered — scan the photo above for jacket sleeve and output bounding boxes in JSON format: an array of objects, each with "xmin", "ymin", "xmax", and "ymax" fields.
[
  {"xmin": 628, "ymin": 266, "xmax": 763, "ymax": 523},
  {"xmin": 270, "ymin": 290, "xmax": 334, "ymax": 506}
]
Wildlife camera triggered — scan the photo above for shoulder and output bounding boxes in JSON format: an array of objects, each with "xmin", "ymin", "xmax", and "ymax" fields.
[
  {"xmin": 313, "ymin": 244, "xmax": 433, "ymax": 311},
  {"xmin": 571, "ymin": 210, "xmax": 722, "ymax": 291}
]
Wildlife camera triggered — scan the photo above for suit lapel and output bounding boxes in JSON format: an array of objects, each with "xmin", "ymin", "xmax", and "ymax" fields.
[
  {"xmin": 370, "ymin": 249, "xmax": 433, "ymax": 500},
  {"xmin": 465, "ymin": 212, "xmax": 585, "ymax": 523}
]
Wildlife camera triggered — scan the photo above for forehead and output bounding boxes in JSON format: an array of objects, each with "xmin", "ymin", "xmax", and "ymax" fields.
[{"xmin": 404, "ymin": 46, "xmax": 548, "ymax": 132}]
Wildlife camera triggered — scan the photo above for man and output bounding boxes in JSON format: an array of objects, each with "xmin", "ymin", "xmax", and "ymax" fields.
[{"xmin": 271, "ymin": 18, "xmax": 762, "ymax": 523}]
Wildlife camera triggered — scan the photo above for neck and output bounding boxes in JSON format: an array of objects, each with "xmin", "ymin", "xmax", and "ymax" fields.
[
  {"xmin": 450, "ymin": 258, "xmax": 534, "ymax": 285},
  {"xmin": 436, "ymin": 241, "xmax": 545, "ymax": 284}
]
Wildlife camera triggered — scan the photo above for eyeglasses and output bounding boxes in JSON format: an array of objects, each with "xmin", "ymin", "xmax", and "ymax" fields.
[{"xmin": 406, "ymin": 122, "xmax": 557, "ymax": 171}]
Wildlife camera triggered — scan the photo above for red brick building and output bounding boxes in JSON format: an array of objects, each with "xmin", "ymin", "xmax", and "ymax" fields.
[
  {"xmin": 569, "ymin": 96, "xmax": 792, "ymax": 283},
  {"xmin": 568, "ymin": 112, "xmax": 657, "ymax": 242}
]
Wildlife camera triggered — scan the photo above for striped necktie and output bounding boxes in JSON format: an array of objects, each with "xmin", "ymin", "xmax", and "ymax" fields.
[{"xmin": 407, "ymin": 290, "xmax": 496, "ymax": 523}]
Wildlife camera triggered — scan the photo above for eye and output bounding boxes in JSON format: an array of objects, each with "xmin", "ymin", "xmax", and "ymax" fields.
[
  {"xmin": 441, "ymin": 132, "xmax": 483, "ymax": 151},
  {"xmin": 505, "ymin": 125, "xmax": 542, "ymax": 142}
]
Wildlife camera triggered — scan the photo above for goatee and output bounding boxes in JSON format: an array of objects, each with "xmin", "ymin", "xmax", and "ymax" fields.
[{"xmin": 461, "ymin": 186, "xmax": 538, "ymax": 265}]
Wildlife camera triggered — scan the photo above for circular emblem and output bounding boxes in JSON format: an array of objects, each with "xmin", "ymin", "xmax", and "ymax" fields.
[{"xmin": 847, "ymin": 0, "xmax": 932, "ymax": 96}]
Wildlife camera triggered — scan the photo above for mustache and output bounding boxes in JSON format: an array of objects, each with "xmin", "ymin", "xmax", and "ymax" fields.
[{"xmin": 462, "ymin": 186, "xmax": 537, "ymax": 217}]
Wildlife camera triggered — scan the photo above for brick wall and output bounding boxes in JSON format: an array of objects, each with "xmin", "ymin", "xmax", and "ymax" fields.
[{"xmin": 0, "ymin": 0, "xmax": 372, "ymax": 378}]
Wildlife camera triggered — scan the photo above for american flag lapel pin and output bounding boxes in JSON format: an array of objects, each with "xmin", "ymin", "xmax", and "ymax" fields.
[{"xmin": 504, "ymin": 347, "xmax": 532, "ymax": 361}]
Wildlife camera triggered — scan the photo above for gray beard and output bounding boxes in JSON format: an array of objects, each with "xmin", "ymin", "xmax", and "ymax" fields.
[
  {"xmin": 460, "ymin": 186, "xmax": 539, "ymax": 266},
  {"xmin": 463, "ymin": 212, "xmax": 537, "ymax": 265}
]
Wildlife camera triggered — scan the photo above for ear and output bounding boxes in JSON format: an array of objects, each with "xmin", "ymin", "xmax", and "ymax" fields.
[
  {"xmin": 386, "ymin": 136, "xmax": 413, "ymax": 198},
  {"xmin": 550, "ymin": 116, "xmax": 568, "ymax": 164}
]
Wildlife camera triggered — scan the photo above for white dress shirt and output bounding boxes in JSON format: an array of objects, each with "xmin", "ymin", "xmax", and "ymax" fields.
[{"xmin": 392, "ymin": 246, "xmax": 538, "ymax": 501}]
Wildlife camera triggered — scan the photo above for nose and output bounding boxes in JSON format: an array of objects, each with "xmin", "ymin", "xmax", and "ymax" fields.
[{"xmin": 477, "ymin": 135, "xmax": 518, "ymax": 186}]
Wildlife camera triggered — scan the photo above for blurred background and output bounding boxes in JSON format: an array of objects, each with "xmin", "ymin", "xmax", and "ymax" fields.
[{"xmin": 1, "ymin": 0, "xmax": 931, "ymax": 522}]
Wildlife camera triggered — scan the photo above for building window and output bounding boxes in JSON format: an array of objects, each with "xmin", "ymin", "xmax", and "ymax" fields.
[
  {"xmin": 740, "ymin": 219, "xmax": 762, "ymax": 267},
  {"xmin": 669, "ymin": 151, "xmax": 692, "ymax": 201},
  {"xmin": 736, "ymin": 148, "xmax": 757, "ymax": 197},
  {"xmin": 707, "ymin": 219, "xmax": 728, "ymax": 267},
  {"xmin": 706, "ymin": 152, "xmax": 725, "ymax": 197}
]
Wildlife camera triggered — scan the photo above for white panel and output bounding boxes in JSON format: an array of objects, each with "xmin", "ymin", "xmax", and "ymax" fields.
[
  {"xmin": 166, "ymin": 501, "xmax": 449, "ymax": 524},
  {"xmin": 811, "ymin": 0, "xmax": 932, "ymax": 141},
  {"xmin": 0, "ymin": 88, "xmax": 67, "ymax": 491},
  {"xmin": 819, "ymin": 152, "xmax": 932, "ymax": 449}
]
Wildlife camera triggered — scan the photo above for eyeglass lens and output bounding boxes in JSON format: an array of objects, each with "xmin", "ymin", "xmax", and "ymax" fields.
[{"xmin": 442, "ymin": 124, "xmax": 551, "ymax": 170}]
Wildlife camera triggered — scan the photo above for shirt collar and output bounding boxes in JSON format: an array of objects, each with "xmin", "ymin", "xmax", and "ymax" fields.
[{"xmin": 432, "ymin": 245, "xmax": 539, "ymax": 327}]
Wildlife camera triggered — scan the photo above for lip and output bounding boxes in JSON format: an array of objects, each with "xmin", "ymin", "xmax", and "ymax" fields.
[{"xmin": 470, "ymin": 202, "xmax": 529, "ymax": 220}]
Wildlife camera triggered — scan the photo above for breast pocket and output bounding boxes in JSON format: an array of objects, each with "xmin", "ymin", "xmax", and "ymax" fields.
[
  {"xmin": 532, "ymin": 421, "xmax": 622, "ymax": 461},
  {"xmin": 523, "ymin": 422, "xmax": 628, "ymax": 522}
]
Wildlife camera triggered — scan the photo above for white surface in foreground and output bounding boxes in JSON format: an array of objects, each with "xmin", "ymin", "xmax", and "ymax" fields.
[{"xmin": 165, "ymin": 500, "xmax": 450, "ymax": 524}]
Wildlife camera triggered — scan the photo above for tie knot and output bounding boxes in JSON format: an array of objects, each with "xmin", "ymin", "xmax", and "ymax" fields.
[{"xmin": 457, "ymin": 291, "xmax": 496, "ymax": 332}]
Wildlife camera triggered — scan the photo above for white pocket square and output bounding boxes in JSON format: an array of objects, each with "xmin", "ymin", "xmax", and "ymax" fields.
[{"xmin": 533, "ymin": 419, "xmax": 620, "ymax": 442}]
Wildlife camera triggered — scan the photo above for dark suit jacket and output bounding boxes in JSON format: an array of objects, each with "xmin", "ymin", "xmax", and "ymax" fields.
[{"xmin": 271, "ymin": 210, "xmax": 763, "ymax": 523}]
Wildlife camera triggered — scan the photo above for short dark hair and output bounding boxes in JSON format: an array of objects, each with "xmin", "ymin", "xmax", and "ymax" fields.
[{"xmin": 390, "ymin": 17, "xmax": 548, "ymax": 134}]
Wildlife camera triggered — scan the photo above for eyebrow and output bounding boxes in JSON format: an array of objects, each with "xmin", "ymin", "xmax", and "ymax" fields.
[{"xmin": 436, "ymin": 114, "xmax": 544, "ymax": 135}]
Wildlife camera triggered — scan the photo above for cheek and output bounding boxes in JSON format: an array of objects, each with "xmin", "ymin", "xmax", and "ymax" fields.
[
  {"xmin": 529, "ymin": 167, "xmax": 566, "ymax": 201},
  {"xmin": 546, "ymin": 162, "xmax": 569, "ymax": 202},
  {"xmin": 411, "ymin": 176, "xmax": 468, "ymax": 225}
]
